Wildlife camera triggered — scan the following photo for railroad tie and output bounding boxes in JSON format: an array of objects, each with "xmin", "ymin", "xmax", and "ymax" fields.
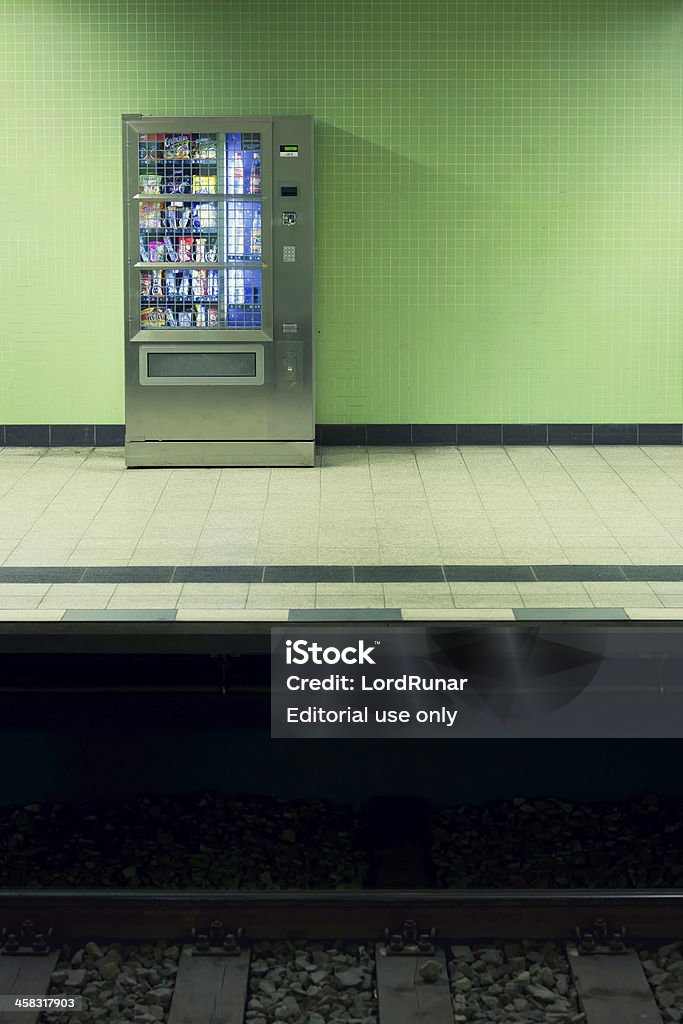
[
  {"xmin": 376, "ymin": 948, "xmax": 452, "ymax": 1024},
  {"xmin": 568, "ymin": 946, "xmax": 664, "ymax": 1024},
  {"xmin": 0, "ymin": 951, "xmax": 60, "ymax": 1024},
  {"xmin": 167, "ymin": 945, "xmax": 250, "ymax": 1024}
]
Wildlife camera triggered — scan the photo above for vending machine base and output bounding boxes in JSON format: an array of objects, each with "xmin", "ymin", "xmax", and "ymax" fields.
[{"xmin": 125, "ymin": 440, "xmax": 315, "ymax": 468}]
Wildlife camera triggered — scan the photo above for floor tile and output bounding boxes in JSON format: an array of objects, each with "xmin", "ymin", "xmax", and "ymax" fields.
[
  {"xmin": 402, "ymin": 608, "xmax": 516, "ymax": 620},
  {"xmin": 62, "ymin": 609, "xmax": 177, "ymax": 621},
  {"xmin": 625, "ymin": 608, "xmax": 683, "ymax": 619},
  {"xmin": 39, "ymin": 584, "xmax": 116, "ymax": 608},
  {"xmin": 176, "ymin": 609, "xmax": 289, "ymax": 621},
  {"xmin": 0, "ymin": 609, "xmax": 65, "ymax": 620},
  {"xmin": 383, "ymin": 584, "xmax": 454, "ymax": 608},
  {"xmin": 355, "ymin": 565, "xmax": 445, "ymax": 583},
  {"xmin": 247, "ymin": 584, "xmax": 316, "ymax": 608},
  {"xmin": 515, "ymin": 607, "xmax": 628, "ymax": 620}
]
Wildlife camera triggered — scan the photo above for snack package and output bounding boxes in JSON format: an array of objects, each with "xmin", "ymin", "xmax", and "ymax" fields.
[
  {"xmin": 208, "ymin": 307, "xmax": 218, "ymax": 327},
  {"xmin": 178, "ymin": 205, "xmax": 191, "ymax": 229},
  {"xmin": 178, "ymin": 237, "xmax": 194, "ymax": 262},
  {"xmin": 191, "ymin": 270, "xmax": 207, "ymax": 298},
  {"xmin": 141, "ymin": 307, "xmax": 165, "ymax": 328},
  {"xmin": 151, "ymin": 270, "xmax": 163, "ymax": 297},
  {"xmin": 178, "ymin": 271, "xmax": 191, "ymax": 297},
  {"xmin": 178, "ymin": 310, "xmax": 193, "ymax": 328},
  {"xmin": 192, "ymin": 136, "xmax": 217, "ymax": 161},
  {"xmin": 192, "ymin": 203, "xmax": 218, "ymax": 229},
  {"xmin": 139, "ymin": 134, "xmax": 163, "ymax": 162},
  {"xmin": 148, "ymin": 239, "xmax": 166, "ymax": 262},
  {"xmin": 205, "ymin": 244, "xmax": 218, "ymax": 263},
  {"xmin": 140, "ymin": 202, "xmax": 163, "ymax": 228},
  {"xmin": 164, "ymin": 205, "xmax": 177, "ymax": 229},
  {"xmin": 165, "ymin": 309, "xmax": 177, "ymax": 327},
  {"xmin": 207, "ymin": 270, "xmax": 219, "ymax": 299},
  {"xmin": 192, "ymin": 175, "xmax": 216, "ymax": 194},
  {"xmin": 164, "ymin": 270, "xmax": 177, "ymax": 296},
  {"xmin": 163, "ymin": 134, "xmax": 190, "ymax": 160},
  {"xmin": 139, "ymin": 174, "xmax": 162, "ymax": 194},
  {"xmin": 139, "ymin": 240, "xmax": 150, "ymax": 262},
  {"xmin": 140, "ymin": 271, "xmax": 152, "ymax": 296},
  {"xmin": 163, "ymin": 236, "xmax": 179, "ymax": 262},
  {"xmin": 195, "ymin": 304, "xmax": 207, "ymax": 327},
  {"xmin": 194, "ymin": 238, "xmax": 206, "ymax": 262},
  {"xmin": 168, "ymin": 174, "xmax": 191, "ymax": 194}
]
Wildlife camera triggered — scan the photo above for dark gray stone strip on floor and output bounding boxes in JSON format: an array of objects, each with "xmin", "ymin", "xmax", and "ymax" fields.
[
  {"xmin": 0, "ymin": 565, "xmax": 682, "ymax": 584},
  {"xmin": 289, "ymin": 608, "xmax": 403, "ymax": 620},
  {"xmin": 61, "ymin": 609, "xmax": 178, "ymax": 621},
  {"xmin": 514, "ymin": 608, "xmax": 629, "ymax": 620}
]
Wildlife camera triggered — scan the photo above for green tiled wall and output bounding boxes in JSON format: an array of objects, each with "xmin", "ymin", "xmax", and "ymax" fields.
[{"xmin": 1, "ymin": 0, "xmax": 681, "ymax": 424}]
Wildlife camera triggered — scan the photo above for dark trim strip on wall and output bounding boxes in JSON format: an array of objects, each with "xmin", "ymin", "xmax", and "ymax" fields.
[{"xmin": 1, "ymin": 424, "xmax": 682, "ymax": 447}]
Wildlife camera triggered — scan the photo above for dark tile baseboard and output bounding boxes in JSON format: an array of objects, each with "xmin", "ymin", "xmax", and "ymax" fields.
[
  {"xmin": 2, "ymin": 424, "xmax": 682, "ymax": 448},
  {"xmin": 316, "ymin": 423, "xmax": 683, "ymax": 446}
]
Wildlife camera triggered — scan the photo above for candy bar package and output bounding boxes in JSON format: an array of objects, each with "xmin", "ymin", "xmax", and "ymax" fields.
[
  {"xmin": 163, "ymin": 134, "xmax": 190, "ymax": 160},
  {"xmin": 163, "ymin": 236, "xmax": 179, "ymax": 262},
  {"xmin": 194, "ymin": 238, "xmax": 206, "ymax": 262},
  {"xmin": 208, "ymin": 307, "xmax": 219, "ymax": 327},
  {"xmin": 141, "ymin": 307, "xmax": 165, "ymax": 328},
  {"xmin": 140, "ymin": 271, "xmax": 152, "ymax": 296},
  {"xmin": 195, "ymin": 304, "xmax": 207, "ymax": 327},
  {"xmin": 140, "ymin": 202, "xmax": 163, "ymax": 228},
  {"xmin": 192, "ymin": 175, "xmax": 217, "ymax": 194},
  {"xmin": 178, "ymin": 311, "xmax": 193, "ymax": 328},
  {"xmin": 148, "ymin": 239, "xmax": 166, "ymax": 262},
  {"xmin": 139, "ymin": 174, "xmax": 162, "ymax": 194},
  {"xmin": 192, "ymin": 136, "xmax": 217, "ymax": 161}
]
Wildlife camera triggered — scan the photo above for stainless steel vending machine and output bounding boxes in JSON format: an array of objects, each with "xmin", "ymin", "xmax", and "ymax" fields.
[{"xmin": 122, "ymin": 115, "xmax": 314, "ymax": 467}]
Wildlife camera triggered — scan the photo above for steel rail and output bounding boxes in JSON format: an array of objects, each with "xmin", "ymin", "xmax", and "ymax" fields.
[{"xmin": 0, "ymin": 889, "xmax": 681, "ymax": 941}]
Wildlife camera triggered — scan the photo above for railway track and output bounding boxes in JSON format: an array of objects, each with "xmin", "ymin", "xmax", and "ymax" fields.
[{"xmin": 0, "ymin": 890, "xmax": 681, "ymax": 1023}]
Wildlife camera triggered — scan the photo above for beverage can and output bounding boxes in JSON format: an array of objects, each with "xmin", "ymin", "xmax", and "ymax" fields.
[
  {"xmin": 178, "ymin": 237, "xmax": 193, "ymax": 262},
  {"xmin": 195, "ymin": 304, "xmax": 207, "ymax": 327},
  {"xmin": 207, "ymin": 270, "xmax": 219, "ymax": 299}
]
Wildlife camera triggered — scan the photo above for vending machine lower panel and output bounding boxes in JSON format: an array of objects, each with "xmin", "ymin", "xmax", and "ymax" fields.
[{"xmin": 122, "ymin": 115, "xmax": 314, "ymax": 467}]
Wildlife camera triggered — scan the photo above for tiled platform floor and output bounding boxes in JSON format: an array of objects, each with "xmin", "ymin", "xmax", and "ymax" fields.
[{"xmin": 0, "ymin": 445, "xmax": 682, "ymax": 619}]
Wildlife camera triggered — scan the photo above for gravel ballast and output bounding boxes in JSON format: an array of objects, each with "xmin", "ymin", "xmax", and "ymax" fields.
[
  {"xmin": 0, "ymin": 793, "xmax": 367, "ymax": 890},
  {"xmin": 40, "ymin": 941, "xmax": 178, "ymax": 1024},
  {"xmin": 433, "ymin": 793, "xmax": 683, "ymax": 888},
  {"xmin": 245, "ymin": 940, "xmax": 377, "ymax": 1024},
  {"xmin": 640, "ymin": 941, "xmax": 683, "ymax": 1023},
  {"xmin": 449, "ymin": 941, "xmax": 582, "ymax": 1023}
]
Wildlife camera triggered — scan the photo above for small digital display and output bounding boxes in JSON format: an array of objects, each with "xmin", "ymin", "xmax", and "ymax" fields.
[
  {"xmin": 281, "ymin": 186, "xmax": 298, "ymax": 196},
  {"xmin": 280, "ymin": 145, "xmax": 299, "ymax": 157}
]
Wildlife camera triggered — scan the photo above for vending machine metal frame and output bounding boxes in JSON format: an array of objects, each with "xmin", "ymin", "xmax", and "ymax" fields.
[{"xmin": 122, "ymin": 115, "xmax": 314, "ymax": 467}]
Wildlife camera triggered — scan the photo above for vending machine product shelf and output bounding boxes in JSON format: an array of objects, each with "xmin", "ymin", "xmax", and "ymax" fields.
[{"xmin": 122, "ymin": 115, "xmax": 314, "ymax": 467}]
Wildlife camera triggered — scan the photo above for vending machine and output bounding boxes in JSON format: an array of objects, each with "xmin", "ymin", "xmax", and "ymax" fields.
[{"xmin": 122, "ymin": 115, "xmax": 314, "ymax": 467}]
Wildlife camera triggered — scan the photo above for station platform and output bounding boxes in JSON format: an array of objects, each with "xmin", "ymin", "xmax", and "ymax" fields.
[{"xmin": 0, "ymin": 444, "xmax": 681, "ymax": 622}]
